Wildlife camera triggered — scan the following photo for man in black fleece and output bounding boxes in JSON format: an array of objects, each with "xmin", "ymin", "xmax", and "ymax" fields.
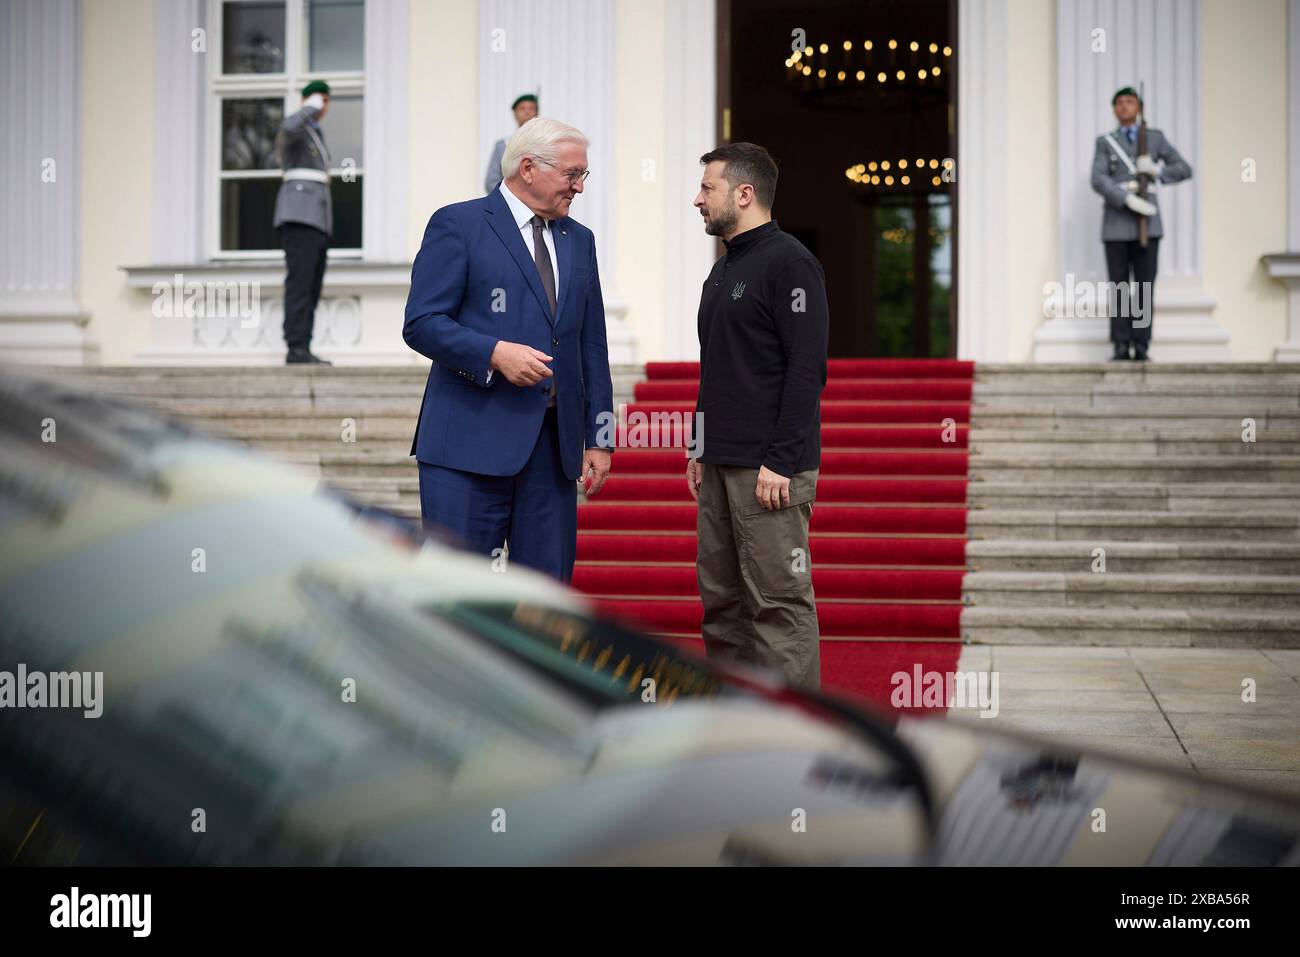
[{"xmin": 687, "ymin": 142, "xmax": 829, "ymax": 688}]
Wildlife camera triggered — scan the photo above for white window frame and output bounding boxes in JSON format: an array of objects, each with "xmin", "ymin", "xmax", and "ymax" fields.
[{"xmin": 206, "ymin": 0, "xmax": 365, "ymax": 260}]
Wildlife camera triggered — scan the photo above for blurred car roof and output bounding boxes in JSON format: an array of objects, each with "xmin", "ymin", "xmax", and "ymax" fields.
[{"xmin": 2, "ymin": 367, "xmax": 1298, "ymax": 867}]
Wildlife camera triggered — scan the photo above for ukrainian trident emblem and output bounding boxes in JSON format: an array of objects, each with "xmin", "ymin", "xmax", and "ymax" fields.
[{"xmin": 731, "ymin": 281, "xmax": 746, "ymax": 301}]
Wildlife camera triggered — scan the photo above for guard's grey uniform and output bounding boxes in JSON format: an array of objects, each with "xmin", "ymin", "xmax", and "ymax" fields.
[
  {"xmin": 273, "ymin": 103, "xmax": 332, "ymax": 353},
  {"xmin": 1089, "ymin": 125, "xmax": 1192, "ymax": 353},
  {"xmin": 1090, "ymin": 126, "xmax": 1191, "ymax": 241},
  {"xmin": 274, "ymin": 104, "xmax": 333, "ymax": 235},
  {"xmin": 484, "ymin": 137, "xmax": 507, "ymax": 194}
]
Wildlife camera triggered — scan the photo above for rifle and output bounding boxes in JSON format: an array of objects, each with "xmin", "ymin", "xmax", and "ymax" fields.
[{"xmin": 1136, "ymin": 80, "xmax": 1150, "ymax": 248}]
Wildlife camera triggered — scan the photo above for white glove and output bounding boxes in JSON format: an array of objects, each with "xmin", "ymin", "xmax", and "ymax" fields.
[
  {"xmin": 1124, "ymin": 193, "xmax": 1157, "ymax": 217},
  {"xmin": 1135, "ymin": 154, "xmax": 1160, "ymax": 177},
  {"xmin": 303, "ymin": 93, "xmax": 326, "ymax": 112},
  {"xmin": 1123, "ymin": 179, "xmax": 1156, "ymax": 194}
]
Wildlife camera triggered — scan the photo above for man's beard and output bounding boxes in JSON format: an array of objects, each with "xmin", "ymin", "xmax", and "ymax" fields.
[{"xmin": 704, "ymin": 196, "xmax": 739, "ymax": 237}]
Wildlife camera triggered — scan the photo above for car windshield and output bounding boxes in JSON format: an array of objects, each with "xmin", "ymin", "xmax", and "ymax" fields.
[{"xmin": 431, "ymin": 601, "xmax": 733, "ymax": 709}]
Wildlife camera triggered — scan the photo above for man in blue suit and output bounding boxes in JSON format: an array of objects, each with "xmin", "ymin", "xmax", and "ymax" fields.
[{"xmin": 404, "ymin": 117, "xmax": 614, "ymax": 583}]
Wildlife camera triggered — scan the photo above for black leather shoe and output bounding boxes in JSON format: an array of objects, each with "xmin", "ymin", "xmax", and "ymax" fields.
[
  {"xmin": 286, "ymin": 348, "xmax": 333, "ymax": 365},
  {"xmin": 1110, "ymin": 342, "xmax": 1131, "ymax": 361},
  {"xmin": 1132, "ymin": 344, "xmax": 1150, "ymax": 362}
]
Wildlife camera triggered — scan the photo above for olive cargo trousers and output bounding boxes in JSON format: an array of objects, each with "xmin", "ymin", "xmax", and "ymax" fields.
[{"xmin": 696, "ymin": 463, "xmax": 821, "ymax": 688}]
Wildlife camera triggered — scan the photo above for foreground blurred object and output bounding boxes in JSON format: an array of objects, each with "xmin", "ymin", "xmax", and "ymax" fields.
[{"xmin": 0, "ymin": 369, "xmax": 1297, "ymax": 866}]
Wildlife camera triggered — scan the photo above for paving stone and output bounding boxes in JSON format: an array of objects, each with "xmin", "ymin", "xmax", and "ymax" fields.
[{"xmin": 1182, "ymin": 738, "xmax": 1300, "ymax": 771}]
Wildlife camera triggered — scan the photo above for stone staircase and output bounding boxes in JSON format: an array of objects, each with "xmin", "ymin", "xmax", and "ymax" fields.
[
  {"xmin": 40, "ymin": 365, "xmax": 643, "ymax": 519},
  {"xmin": 962, "ymin": 364, "xmax": 1300, "ymax": 648},
  {"xmin": 34, "ymin": 361, "xmax": 1300, "ymax": 649}
]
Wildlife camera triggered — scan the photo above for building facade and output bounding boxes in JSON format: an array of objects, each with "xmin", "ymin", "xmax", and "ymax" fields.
[{"xmin": 1, "ymin": 0, "xmax": 1298, "ymax": 366}]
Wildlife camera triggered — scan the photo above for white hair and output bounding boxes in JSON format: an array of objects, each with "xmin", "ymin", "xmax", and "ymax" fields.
[{"xmin": 501, "ymin": 117, "xmax": 589, "ymax": 182}]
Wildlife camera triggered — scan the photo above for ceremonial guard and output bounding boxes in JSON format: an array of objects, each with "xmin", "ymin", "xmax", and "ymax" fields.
[
  {"xmin": 484, "ymin": 92, "xmax": 539, "ymax": 193},
  {"xmin": 274, "ymin": 80, "xmax": 334, "ymax": 365},
  {"xmin": 1090, "ymin": 86, "xmax": 1192, "ymax": 361}
]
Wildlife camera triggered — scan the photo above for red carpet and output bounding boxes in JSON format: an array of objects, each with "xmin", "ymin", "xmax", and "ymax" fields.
[{"xmin": 575, "ymin": 359, "xmax": 971, "ymax": 715}]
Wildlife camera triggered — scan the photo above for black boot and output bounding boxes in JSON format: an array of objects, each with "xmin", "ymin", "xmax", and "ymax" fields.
[
  {"xmin": 1110, "ymin": 341, "xmax": 1131, "ymax": 361},
  {"xmin": 286, "ymin": 347, "xmax": 333, "ymax": 365},
  {"xmin": 1132, "ymin": 343, "xmax": 1150, "ymax": 362}
]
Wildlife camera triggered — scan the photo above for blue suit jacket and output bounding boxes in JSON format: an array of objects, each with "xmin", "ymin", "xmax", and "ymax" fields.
[{"xmin": 403, "ymin": 186, "xmax": 614, "ymax": 481}]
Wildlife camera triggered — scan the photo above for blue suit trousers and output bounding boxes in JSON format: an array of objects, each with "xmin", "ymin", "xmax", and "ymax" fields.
[{"xmin": 417, "ymin": 407, "xmax": 578, "ymax": 583}]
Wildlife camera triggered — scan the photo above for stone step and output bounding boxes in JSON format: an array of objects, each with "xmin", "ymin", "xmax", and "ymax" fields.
[
  {"xmin": 54, "ymin": 362, "xmax": 647, "ymax": 376},
  {"xmin": 965, "ymin": 540, "xmax": 1300, "ymax": 575},
  {"xmin": 244, "ymin": 437, "xmax": 416, "ymax": 455},
  {"xmin": 970, "ymin": 408, "xmax": 1300, "ymax": 430},
  {"xmin": 967, "ymin": 510, "xmax": 1300, "ymax": 542},
  {"xmin": 973, "ymin": 377, "xmax": 1300, "ymax": 393},
  {"xmin": 969, "ymin": 429, "xmax": 1300, "ymax": 456},
  {"xmin": 76, "ymin": 380, "xmax": 648, "ymax": 405},
  {"xmin": 241, "ymin": 437, "xmax": 1300, "ymax": 470},
  {"xmin": 962, "ymin": 572, "xmax": 1300, "ymax": 611},
  {"xmin": 974, "ymin": 393, "xmax": 1300, "ymax": 414},
  {"xmin": 51, "ymin": 365, "xmax": 434, "ymax": 375},
  {"xmin": 266, "ymin": 451, "xmax": 416, "ymax": 479},
  {"xmin": 969, "ymin": 455, "xmax": 1300, "ymax": 483},
  {"xmin": 127, "ymin": 396, "xmax": 423, "ymax": 415},
  {"xmin": 113, "ymin": 387, "xmax": 640, "ymax": 416},
  {"xmin": 57, "ymin": 365, "xmax": 646, "ymax": 392},
  {"xmin": 959, "ymin": 605, "xmax": 1300, "ymax": 648},
  {"xmin": 327, "ymin": 475, "xmax": 421, "ymax": 502},
  {"xmin": 183, "ymin": 410, "xmax": 413, "ymax": 429},
  {"xmin": 974, "ymin": 362, "xmax": 1300, "ymax": 384},
  {"xmin": 967, "ymin": 482, "xmax": 1300, "ymax": 511},
  {"xmin": 322, "ymin": 475, "xmax": 1300, "ymax": 516}
]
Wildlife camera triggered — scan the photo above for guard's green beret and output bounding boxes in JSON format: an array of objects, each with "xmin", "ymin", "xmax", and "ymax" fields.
[
  {"xmin": 511, "ymin": 93, "xmax": 538, "ymax": 110},
  {"xmin": 1112, "ymin": 86, "xmax": 1141, "ymax": 105},
  {"xmin": 302, "ymin": 80, "xmax": 332, "ymax": 98}
]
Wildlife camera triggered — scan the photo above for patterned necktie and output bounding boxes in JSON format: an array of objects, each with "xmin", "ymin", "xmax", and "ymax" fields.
[{"xmin": 530, "ymin": 215, "xmax": 557, "ymax": 316}]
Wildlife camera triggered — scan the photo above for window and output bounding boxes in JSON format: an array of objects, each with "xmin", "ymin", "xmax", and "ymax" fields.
[{"xmin": 211, "ymin": 0, "xmax": 365, "ymax": 257}]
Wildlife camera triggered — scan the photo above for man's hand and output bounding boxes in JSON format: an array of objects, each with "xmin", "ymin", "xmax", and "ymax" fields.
[
  {"xmin": 755, "ymin": 465, "xmax": 790, "ymax": 511},
  {"xmin": 582, "ymin": 448, "xmax": 612, "ymax": 497},
  {"xmin": 1135, "ymin": 154, "xmax": 1160, "ymax": 177},
  {"xmin": 686, "ymin": 458, "xmax": 702, "ymax": 502},
  {"xmin": 490, "ymin": 341, "xmax": 553, "ymax": 386}
]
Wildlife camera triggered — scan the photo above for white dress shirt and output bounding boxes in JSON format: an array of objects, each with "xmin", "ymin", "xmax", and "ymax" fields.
[{"xmin": 486, "ymin": 180, "xmax": 560, "ymax": 385}]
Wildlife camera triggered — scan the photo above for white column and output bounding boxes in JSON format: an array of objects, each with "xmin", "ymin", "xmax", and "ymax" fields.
[
  {"xmin": 1271, "ymin": 0, "xmax": 1300, "ymax": 362},
  {"xmin": 478, "ymin": 0, "xmax": 634, "ymax": 362},
  {"xmin": 0, "ymin": 0, "xmax": 96, "ymax": 364},
  {"xmin": 1291, "ymin": 1, "xmax": 1300, "ymax": 264},
  {"xmin": 956, "ymin": 0, "xmax": 1010, "ymax": 361},
  {"xmin": 660, "ymin": 0, "xmax": 716, "ymax": 362},
  {"xmin": 362, "ymin": 0, "xmax": 409, "ymax": 263},
  {"xmin": 1034, "ymin": 0, "xmax": 1228, "ymax": 360},
  {"xmin": 153, "ymin": 0, "xmax": 204, "ymax": 264}
]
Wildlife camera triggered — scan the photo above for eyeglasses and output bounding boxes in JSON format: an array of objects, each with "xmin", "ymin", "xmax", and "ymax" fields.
[{"xmin": 533, "ymin": 158, "xmax": 591, "ymax": 185}]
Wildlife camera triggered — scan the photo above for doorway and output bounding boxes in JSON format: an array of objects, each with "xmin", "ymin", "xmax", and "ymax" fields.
[{"xmin": 718, "ymin": 0, "xmax": 957, "ymax": 358}]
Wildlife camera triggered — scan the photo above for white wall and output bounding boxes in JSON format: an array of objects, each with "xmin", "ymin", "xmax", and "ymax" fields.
[
  {"xmin": 55, "ymin": 0, "xmax": 1297, "ymax": 366},
  {"xmin": 407, "ymin": 0, "xmax": 480, "ymax": 257},
  {"xmin": 1201, "ymin": 0, "xmax": 1289, "ymax": 359}
]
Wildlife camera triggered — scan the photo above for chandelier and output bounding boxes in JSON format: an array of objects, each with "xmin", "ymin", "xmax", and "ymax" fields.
[
  {"xmin": 845, "ymin": 156, "xmax": 954, "ymax": 194},
  {"xmin": 785, "ymin": 38, "xmax": 952, "ymax": 97}
]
